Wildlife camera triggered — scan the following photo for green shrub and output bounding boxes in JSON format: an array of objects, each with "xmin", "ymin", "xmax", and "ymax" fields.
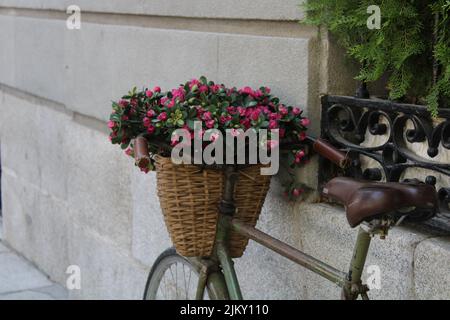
[{"xmin": 302, "ymin": 0, "xmax": 450, "ymax": 117}]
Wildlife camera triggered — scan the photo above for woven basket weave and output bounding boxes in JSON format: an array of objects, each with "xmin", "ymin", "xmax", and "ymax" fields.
[{"xmin": 155, "ymin": 156, "xmax": 271, "ymax": 257}]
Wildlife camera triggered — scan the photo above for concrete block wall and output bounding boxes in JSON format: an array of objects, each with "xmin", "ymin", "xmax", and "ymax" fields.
[{"xmin": 0, "ymin": 1, "xmax": 449, "ymax": 299}]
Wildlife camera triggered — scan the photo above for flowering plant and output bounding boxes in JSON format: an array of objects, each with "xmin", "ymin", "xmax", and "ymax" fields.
[{"xmin": 108, "ymin": 76, "xmax": 310, "ymax": 198}]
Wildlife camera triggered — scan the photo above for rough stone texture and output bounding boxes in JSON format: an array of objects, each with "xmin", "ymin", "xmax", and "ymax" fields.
[
  {"xmin": 1, "ymin": 173, "xmax": 71, "ymax": 285},
  {"xmin": 217, "ymin": 35, "xmax": 310, "ymax": 110},
  {"xmin": 295, "ymin": 203, "xmax": 433, "ymax": 300},
  {"xmin": 234, "ymin": 177, "xmax": 306, "ymax": 300},
  {"xmin": 0, "ymin": 289, "xmax": 58, "ymax": 300},
  {"xmin": 0, "ymin": 16, "xmax": 313, "ymax": 122},
  {"xmin": 0, "ymin": 0, "xmax": 305, "ymax": 21},
  {"xmin": 64, "ymin": 22, "xmax": 220, "ymax": 121},
  {"xmin": 414, "ymin": 237, "xmax": 450, "ymax": 300},
  {"xmin": 0, "ymin": 15, "xmax": 14, "ymax": 85},
  {"xmin": 0, "ymin": 252, "xmax": 53, "ymax": 294},
  {"xmin": 0, "ymin": 238, "xmax": 68, "ymax": 300},
  {"xmin": 0, "ymin": 242, "xmax": 8, "ymax": 253},
  {"xmin": 67, "ymin": 221, "xmax": 149, "ymax": 299},
  {"xmin": 130, "ymin": 170, "xmax": 171, "ymax": 266}
]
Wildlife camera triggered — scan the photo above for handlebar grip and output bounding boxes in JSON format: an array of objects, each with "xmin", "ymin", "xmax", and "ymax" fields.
[
  {"xmin": 313, "ymin": 138, "xmax": 350, "ymax": 169},
  {"xmin": 134, "ymin": 136, "xmax": 151, "ymax": 169}
]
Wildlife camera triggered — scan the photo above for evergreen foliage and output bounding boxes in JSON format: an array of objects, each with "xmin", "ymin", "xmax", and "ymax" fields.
[{"xmin": 302, "ymin": 0, "xmax": 450, "ymax": 116}]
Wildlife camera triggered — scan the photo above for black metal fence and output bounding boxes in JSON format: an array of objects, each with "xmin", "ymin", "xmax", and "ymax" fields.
[{"xmin": 320, "ymin": 95, "xmax": 450, "ymax": 232}]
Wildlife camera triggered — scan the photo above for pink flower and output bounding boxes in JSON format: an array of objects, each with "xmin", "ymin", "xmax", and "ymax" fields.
[
  {"xmin": 203, "ymin": 111, "xmax": 213, "ymax": 121},
  {"xmin": 226, "ymin": 106, "xmax": 236, "ymax": 114},
  {"xmin": 145, "ymin": 90, "xmax": 153, "ymax": 98},
  {"xmin": 240, "ymin": 86, "xmax": 254, "ymax": 96},
  {"xmin": 199, "ymin": 85, "xmax": 208, "ymax": 93},
  {"xmin": 172, "ymin": 88, "xmax": 185, "ymax": 101},
  {"xmin": 171, "ymin": 134, "xmax": 180, "ymax": 147},
  {"xmin": 298, "ymin": 131, "xmax": 307, "ymax": 141},
  {"xmin": 250, "ymin": 109, "xmax": 261, "ymax": 121},
  {"xmin": 205, "ymin": 120, "xmax": 215, "ymax": 129},
  {"xmin": 300, "ymin": 118, "xmax": 310, "ymax": 127},
  {"xmin": 210, "ymin": 84, "xmax": 220, "ymax": 93},
  {"xmin": 269, "ymin": 120, "xmax": 278, "ymax": 129},
  {"xmin": 294, "ymin": 150, "xmax": 305, "ymax": 164},
  {"xmin": 210, "ymin": 132, "xmax": 220, "ymax": 142},
  {"xmin": 261, "ymin": 106, "xmax": 270, "ymax": 114},
  {"xmin": 143, "ymin": 117, "xmax": 151, "ymax": 127},
  {"xmin": 241, "ymin": 119, "xmax": 251, "ymax": 129},
  {"xmin": 140, "ymin": 166, "xmax": 150, "ymax": 174},
  {"xmin": 237, "ymin": 107, "xmax": 246, "ymax": 117},
  {"xmin": 230, "ymin": 129, "xmax": 240, "ymax": 137},
  {"xmin": 147, "ymin": 125, "xmax": 156, "ymax": 134},
  {"xmin": 292, "ymin": 107, "xmax": 302, "ymax": 115},
  {"xmin": 107, "ymin": 120, "xmax": 115, "ymax": 129},
  {"xmin": 122, "ymin": 115, "xmax": 129, "ymax": 121},
  {"xmin": 269, "ymin": 112, "xmax": 281, "ymax": 121},
  {"xmin": 147, "ymin": 110, "xmax": 156, "ymax": 117},
  {"xmin": 157, "ymin": 112, "xmax": 167, "ymax": 121},
  {"xmin": 296, "ymin": 150, "xmax": 305, "ymax": 159},
  {"xmin": 292, "ymin": 188, "xmax": 304, "ymax": 197},
  {"xmin": 190, "ymin": 79, "xmax": 200, "ymax": 87},
  {"xmin": 267, "ymin": 140, "xmax": 279, "ymax": 150},
  {"xmin": 279, "ymin": 106, "xmax": 288, "ymax": 116},
  {"xmin": 264, "ymin": 87, "xmax": 271, "ymax": 94},
  {"xmin": 254, "ymin": 90, "xmax": 263, "ymax": 98},
  {"xmin": 125, "ymin": 148, "xmax": 133, "ymax": 156},
  {"xmin": 167, "ymin": 99, "xmax": 176, "ymax": 108},
  {"xmin": 220, "ymin": 115, "xmax": 232, "ymax": 124},
  {"xmin": 153, "ymin": 86, "xmax": 161, "ymax": 93},
  {"xmin": 118, "ymin": 100, "xmax": 128, "ymax": 108},
  {"xmin": 160, "ymin": 97, "xmax": 168, "ymax": 105}
]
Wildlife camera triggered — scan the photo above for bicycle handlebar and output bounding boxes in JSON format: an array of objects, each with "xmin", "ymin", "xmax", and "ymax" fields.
[
  {"xmin": 134, "ymin": 136, "xmax": 151, "ymax": 169},
  {"xmin": 133, "ymin": 135, "xmax": 351, "ymax": 170},
  {"xmin": 311, "ymin": 137, "xmax": 350, "ymax": 169}
]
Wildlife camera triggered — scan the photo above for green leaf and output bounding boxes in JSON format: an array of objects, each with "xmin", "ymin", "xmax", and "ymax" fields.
[
  {"xmin": 247, "ymin": 100, "xmax": 258, "ymax": 107},
  {"xmin": 187, "ymin": 119, "xmax": 196, "ymax": 130},
  {"xmin": 199, "ymin": 76, "xmax": 207, "ymax": 85},
  {"xmin": 208, "ymin": 105, "xmax": 217, "ymax": 113},
  {"xmin": 260, "ymin": 121, "xmax": 269, "ymax": 128}
]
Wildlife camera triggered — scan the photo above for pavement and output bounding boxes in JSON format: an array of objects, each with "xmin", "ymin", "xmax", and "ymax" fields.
[{"xmin": 0, "ymin": 217, "xmax": 69, "ymax": 300}]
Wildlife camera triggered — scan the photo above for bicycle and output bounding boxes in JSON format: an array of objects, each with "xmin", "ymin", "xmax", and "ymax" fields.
[{"xmin": 140, "ymin": 137, "xmax": 439, "ymax": 300}]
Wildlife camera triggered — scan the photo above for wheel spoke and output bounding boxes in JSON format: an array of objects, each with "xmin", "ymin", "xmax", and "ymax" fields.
[{"xmin": 144, "ymin": 249, "xmax": 220, "ymax": 300}]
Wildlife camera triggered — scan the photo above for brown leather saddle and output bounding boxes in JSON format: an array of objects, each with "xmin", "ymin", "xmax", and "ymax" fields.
[{"xmin": 322, "ymin": 177, "xmax": 439, "ymax": 228}]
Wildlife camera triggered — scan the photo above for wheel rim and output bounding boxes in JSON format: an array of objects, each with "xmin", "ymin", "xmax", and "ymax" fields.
[{"xmin": 145, "ymin": 255, "xmax": 210, "ymax": 300}]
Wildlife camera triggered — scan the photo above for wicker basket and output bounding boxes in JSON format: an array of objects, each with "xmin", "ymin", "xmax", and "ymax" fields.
[{"xmin": 155, "ymin": 156, "xmax": 271, "ymax": 257}]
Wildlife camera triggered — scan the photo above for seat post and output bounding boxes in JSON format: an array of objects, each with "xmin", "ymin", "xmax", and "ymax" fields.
[{"xmin": 342, "ymin": 227, "xmax": 371, "ymax": 300}]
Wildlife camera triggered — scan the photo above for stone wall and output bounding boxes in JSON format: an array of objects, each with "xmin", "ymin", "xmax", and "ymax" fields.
[{"xmin": 0, "ymin": 0, "xmax": 449, "ymax": 299}]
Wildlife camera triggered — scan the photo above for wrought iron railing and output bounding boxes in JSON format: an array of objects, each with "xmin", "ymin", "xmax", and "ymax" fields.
[{"xmin": 320, "ymin": 95, "xmax": 450, "ymax": 232}]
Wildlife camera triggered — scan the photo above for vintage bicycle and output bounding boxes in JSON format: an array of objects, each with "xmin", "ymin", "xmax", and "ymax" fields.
[{"xmin": 137, "ymin": 137, "xmax": 438, "ymax": 300}]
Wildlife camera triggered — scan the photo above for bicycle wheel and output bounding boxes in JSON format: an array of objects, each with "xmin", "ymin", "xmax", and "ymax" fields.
[{"xmin": 143, "ymin": 248, "xmax": 229, "ymax": 300}]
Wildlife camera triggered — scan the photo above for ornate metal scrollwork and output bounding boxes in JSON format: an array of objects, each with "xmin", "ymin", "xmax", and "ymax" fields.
[{"xmin": 320, "ymin": 95, "xmax": 450, "ymax": 232}]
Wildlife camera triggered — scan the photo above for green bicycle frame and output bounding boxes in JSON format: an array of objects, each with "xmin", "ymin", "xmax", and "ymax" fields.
[{"xmin": 192, "ymin": 166, "xmax": 372, "ymax": 300}]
